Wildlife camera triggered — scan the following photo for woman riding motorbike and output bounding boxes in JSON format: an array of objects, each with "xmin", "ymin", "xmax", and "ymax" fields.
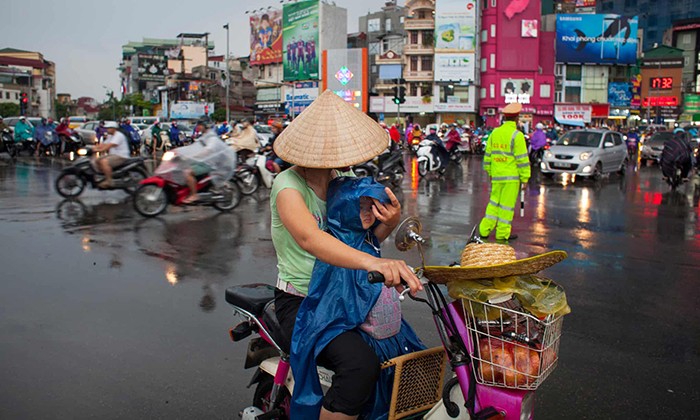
[
  {"xmin": 529, "ymin": 123, "xmax": 548, "ymax": 164},
  {"xmin": 270, "ymin": 91, "xmax": 421, "ymax": 420}
]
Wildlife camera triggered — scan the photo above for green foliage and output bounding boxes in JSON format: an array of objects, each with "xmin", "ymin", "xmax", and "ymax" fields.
[
  {"xmin": 55, "ymin": 101, "xmax": 70, "ymax": 119},
  {"xmin": 0, "ymin": 102, "xmax": 20, "ymax": 117},
  {"xmin": 211, "ymin": 107, "xmax": 227, "ymax": 122}
]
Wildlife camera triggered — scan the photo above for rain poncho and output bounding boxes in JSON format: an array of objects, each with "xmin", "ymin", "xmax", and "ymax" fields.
[
  {"xmin": 14, "ymin": 120, "xmax": 34, "ymax": 142},
  {"xmin": 290, "ymin": 177, "xmax": 425, "ymax": 420},
  {"xmin": 34, "ymin": 123, "xmax": 58, "ymax": 146},
  {"xmin": 530, "ymin": 129, "xmax": 547, "ymax": 150},
  {"xmin": 228, "ymin": 126, "xmax": 259, "ymax": 152},
  {"xmin": 155, "ymin": 129, "xmax": 237, "ymax": 187}
]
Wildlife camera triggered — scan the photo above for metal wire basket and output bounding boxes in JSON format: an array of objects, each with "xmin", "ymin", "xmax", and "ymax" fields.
[
  {"xmin": 382, "ymin": 346, "xmax": 447, "ymax": 420},
  {"xmin": 461, "ymin": 298, "xmax": 563, "ymax": 390}
]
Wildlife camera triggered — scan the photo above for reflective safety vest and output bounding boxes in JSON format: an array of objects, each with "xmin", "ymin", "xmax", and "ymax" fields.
[{"xmin": 483, "ymin": 121, "xmax": 531, "ymax": 183}]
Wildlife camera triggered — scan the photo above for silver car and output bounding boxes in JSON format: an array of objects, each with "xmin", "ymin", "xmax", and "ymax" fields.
[
  {"xmin": 640, "ymin": 131, "xmax": 674, "ymax": 164},
  {"xmin": 541, "ymin": 129, "xmax": 628, "ymax": 179}
]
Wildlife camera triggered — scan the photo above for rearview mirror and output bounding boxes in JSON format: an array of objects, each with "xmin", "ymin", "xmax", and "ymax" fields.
[{"xmin": 604, "ymin": 141, "xmax": 614, "ymax": 148}]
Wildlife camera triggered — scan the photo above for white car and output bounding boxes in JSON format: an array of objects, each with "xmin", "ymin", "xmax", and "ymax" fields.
[{"xmin": 541, "ymin": 129, "xmax": 628, "ymax": 179}]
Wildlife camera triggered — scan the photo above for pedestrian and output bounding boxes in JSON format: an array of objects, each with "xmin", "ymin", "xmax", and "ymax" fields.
[{"xmin": 479, "ymin": 102, "xmax": 531, "ymax": 242}]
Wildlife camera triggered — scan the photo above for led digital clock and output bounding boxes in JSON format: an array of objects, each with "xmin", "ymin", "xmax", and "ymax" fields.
[{"xmin": 649, "ymin": 77, "xmax": 673, "ymax": 90}]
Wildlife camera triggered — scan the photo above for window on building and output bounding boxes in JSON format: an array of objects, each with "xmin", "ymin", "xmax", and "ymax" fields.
[
  {"xmin": 564, "ymin": 86, "xmax": 581, "ymax": 103},
  {"xmin": 268, "ymin": 66, "xmax": 272, "ymax": 77},
  {"xmin": 417, "ymin": 11, "xmax": 428, "ymax": 19},
  {"xmin": 491, "ymin": 0, "xmax": 497, "ymax": 7},
  {"xmin": 422, "ymin": 30, "xmax": 434, "ymax": 46},
  {"xmin": 647, "ymin": 30, "xmax": 657, "ymax": 40},
  {"xmin": 481, "ymin": 30, "xmax": 488, "ymax": 43},
  {"xmin": 624, "ymin": 0, "xmax": 636, "ymax": 7},
  {"xmin": 4, "ymin": 92, "xmax": 9, "ymax": 99},
  {"xmin": 421, "ymin": 56, "xmax": 433, "ymax": 72},
  {"xmin": 648, "ymin": 15, "xmax": 657, "ymax": 26},
  {"xmin": 681, "ymin": 33, "xmax": 691, "ymax": 45},
  {"xmin": 382, "ymin": 39, "xmax": 390, "ymax": 53},
  {"xmin": 685, "ymin": 56, "xmax": 691, "ymax": 67},
  {"xmin": 540, "ymin": 84, "xmax": 551, "ymax": 98},
  {"xmin": 491, "ymin": 24, "xmax": 496, "ymax": 38},
  {"xmin": 14, "ymin": 92, "xmax": 18, "ymax": 100},
  {"xmin": 490, "ymin": 84, "xmax": 495, "ymax": 98},
  {"xmin": 410, "ymin": 31, "xmax": 419, "ymax": 44},
  {"xmin": 555, "ymin": 90, "xmax": 563, "ymax": 103},
  {"xmin": 371, "ymin": 65, "xmax": 378, "ymax": 74},
  {"xmin": 481, "ymin": 88, "xmax": 487, "ymax": 98},
  {"xmin": 410, "ymin": 56, "xmax": 418, "ymax": 72},
  {"xmin": 555, "ymin": 64, "xmax": 564, "ymax": 76},
  {"xmin": 369, "ymin": 42, "xmax": 381, "ymax": 55},
  {"xmin": 410, "ymin": 83, "xmax": 419, "ymax": 96},
  {"xmin": 385, "ymin": 18, "xmax": 392, "ymax": 32},
  {"xmin": 368, "ymin": 18, "xmax": 380, "ymax": 32},
  {"xmin": 490, "ymin": 53, "xmax": 495, "ymax": 69},
  {"xmin": 400, "ymin": 16, "xmax": 404, "ymax": 24},
  {"xmin": 481, "ymin": 58, "xmax": 487, "ymax": 72},
  {"xmin": 566, "ymin": 65, "xmax": 582, "ymax": 81}
]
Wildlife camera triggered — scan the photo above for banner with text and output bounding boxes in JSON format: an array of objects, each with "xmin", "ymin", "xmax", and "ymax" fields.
[
  {"xmin": 284, "ymin": 81, "xmax": 319, "ymax": 115},
  {"xmin": 434, "ymin": 53, "xmax": 476, "ymax": 83},
  {"xmin": 283, "ymin": 0, "xmax": 320, "ymax": 81},
  {"xmin": 435, "ymin": 0, "xmax": 477, "ymax": 52},
  {"xmin": 556, "ymin": 14, "xmax": 638, "ymax": 65},
  {"xmin": 608, "ymin": 82, "xmax": 632, "ymax": 107},
  {"xmin": 555, "ymin": 104, "xmax": 592, "ymax": 126}
]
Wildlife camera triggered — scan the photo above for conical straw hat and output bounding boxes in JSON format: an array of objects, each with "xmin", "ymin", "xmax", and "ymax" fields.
[
  {"xmin": 274, "ymin": 90, "xmax": 389, "ymax": 168},
  {"xmin": 422, "ymin": 243, "xmax": 567, "ymax": 284}
]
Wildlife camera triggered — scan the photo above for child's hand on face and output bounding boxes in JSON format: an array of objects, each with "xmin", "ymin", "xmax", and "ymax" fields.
[{"xmin": 372, "ymin": 187, "xmax": 401, "ymax": 229}]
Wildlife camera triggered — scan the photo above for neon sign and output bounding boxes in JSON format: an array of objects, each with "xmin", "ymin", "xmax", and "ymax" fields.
[
  {"xmin": 649, "ymin": 77, "xmax": 673, "ymax": 90},
  {"xmin": 334, "ymin": 66, "xmax": 354, "ymax": 86}
]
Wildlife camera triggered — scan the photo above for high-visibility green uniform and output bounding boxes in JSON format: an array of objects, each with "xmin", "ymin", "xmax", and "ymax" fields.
[{"xmin": 479, "ymin": 121, "xmax": 531, "ymax": 240}]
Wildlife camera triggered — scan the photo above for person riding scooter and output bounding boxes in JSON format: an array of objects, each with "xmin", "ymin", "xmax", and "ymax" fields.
[
  {"xmin": 14, "ymin": 116, "xmax": 34, "ymax": 144},
  {"xmin": 92, "ymin": 121, "xmax": 131, "ymax": 188},
  {"xmin": 227, "ymin": 118, "xmax": 259, "ymax": 153},
  {"xmin": 660, "ymin": 128, "xmax": 694, "ymax": 182},
  {"xmin": 529, "ymin": 123, "xmax": 548, "ymax": 164},
  {"xmin": 445, "ymin": 123, "xmax": 462, "ymax": 153},
  {"xmin": 426, "ymin": 127, "xmax": 449, "ymax": 170}
]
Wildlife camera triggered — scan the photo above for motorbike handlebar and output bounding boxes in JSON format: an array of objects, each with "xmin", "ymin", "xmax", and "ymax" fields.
[{"xmin": 368, "ymin": 271, "xmax": 385, "ymax": 284}]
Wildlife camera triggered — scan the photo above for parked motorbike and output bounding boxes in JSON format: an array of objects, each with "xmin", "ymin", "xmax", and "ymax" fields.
[
  {"xmin": 55, "ymin": 147, "xmax": 149, "ymax": 198},
  {"xmin": 1, "ymin": 128, "xmax": 17, "ymax": 158},
  {"xmin": 234, "ymin": 150, "xmax": 275, "ymax": 195},
  {"xmin": 353, "ymin": 148, "xmax": 405, "ymax": 185},
  {"xmin": 416, "ymin": 139, "xmax": 447, "ymax": 177},
  {"xmin": 132, "ymin": 151, "xmax": 242, "ymax": 217},
  {"xmin": 227, "ymin": 218, "xmax": 565, "ymax": 420}
]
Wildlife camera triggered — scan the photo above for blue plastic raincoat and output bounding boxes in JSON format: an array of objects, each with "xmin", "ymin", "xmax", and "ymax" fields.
[
  {"xmin": 290, "ymin": 177, "xmax": 425, "ymax": 420},
  {"xmin": 34, "ymin": 122, "xmax": 58, "ymax": 146}
]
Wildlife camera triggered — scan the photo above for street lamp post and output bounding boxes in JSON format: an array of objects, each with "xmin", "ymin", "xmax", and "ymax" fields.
[{"xmin": 224, "ymin": 23, "xmax": 230, "ymax": 123}]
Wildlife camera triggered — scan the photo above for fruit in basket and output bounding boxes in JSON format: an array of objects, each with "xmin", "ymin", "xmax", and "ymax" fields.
[{"xmin": 478, "ymin": 338, "xmax": 540, "ymax": 386}]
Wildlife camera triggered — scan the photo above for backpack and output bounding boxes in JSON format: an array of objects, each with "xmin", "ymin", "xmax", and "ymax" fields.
[{"xmin": 117, "ymin": 128, "xmax": 137, "ymax": 155}]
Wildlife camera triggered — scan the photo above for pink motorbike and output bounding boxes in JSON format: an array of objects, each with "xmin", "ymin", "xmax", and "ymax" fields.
[{"xmin": 226, "ymin": 218, "xmax": 565, "ymax": 419}]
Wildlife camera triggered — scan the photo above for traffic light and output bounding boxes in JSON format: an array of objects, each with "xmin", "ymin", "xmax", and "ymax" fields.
[
  {"xmin": 392, "ymin": 78, "xmax": 406, "ymax": 105},
  {"xmin": 392, "ymin": 86, "xmax": 400, "ymax": 104},
  {"xmin": 397, "ymin": 86, "xmax": 406, "ymax": 104},
  {"xmin": 20, "ymin": 92, "xmax": 28, "ymax": 115}
]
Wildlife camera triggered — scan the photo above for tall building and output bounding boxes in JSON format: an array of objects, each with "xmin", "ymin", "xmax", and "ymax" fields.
[
  {"xmin": 480, "ymin": 0, "xmax": 556, "ymax": 128},
  {"xmin": 0, "ymin": 48, "xmax": 56, "ymax": 118},
  {"xmin": 671, "ymin": 18, "xmax": 700, "ymax": 93},
  {"xmin": 359, "ymin": 1, "xmax": 407, "ymax": 98},
  {"xmin": 598, "ymin": 0, "xmax": 700, "ymax": 50}
]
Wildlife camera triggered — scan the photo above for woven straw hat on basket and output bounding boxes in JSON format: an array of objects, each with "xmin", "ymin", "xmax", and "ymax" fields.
[
  {"xmin": 423, "ymin": 243, "xmax": 567, "ymax": 284},
  {"xmin": 273, "ymin": 90, "xmax": 389, "ymax": 168}
]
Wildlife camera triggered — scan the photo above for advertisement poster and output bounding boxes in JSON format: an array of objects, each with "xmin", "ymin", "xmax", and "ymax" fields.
[
  {"xmin": 434, "ymin": 53, "xmax": 475, "ymax": 82},
  {"xmin": 630, "ymin": 74, "xmax": 642, "ymax": 109},
  {"xmin": 434, "ymin": 0, "xmax": 477, "ymax": 52},
  {"xmin": 284, "ymin": 81, "xmax": 319, "ymax": 115},
  {"xmin": 136, "ymin": 54, "xmax": 169, "ymax": 82},
  {"xmin": 555, "ymin": 104, "xmax": 592, "ymax": 126},
  {"xmin": 324, "ymin": 49, "xmax": 367, "ymax": 111},
  {"xmin": 250, "ymin": 9, "xmax": 283, "ymax": 65},
  {"xmin": 283, "ymin": 0, "xmax": 319, "ymax": 81},
  {"xmin": 608, "ymin": 82, "xmax": 632, "ymax": 107},
  {"xmin": 556, "ymin": 14, "xmax": 639, "ymax": 65},
  {"xmin": 521, "ymin": 20, "xmax": 538, "ymax": 38},
  {"xmin": 684, "ymin": 94, "xmax": 700, "ymax": 114},
  {"xmin": 501, "ymin": 79, "xmax": 534, "ymax": 104},
  {"xmin": 170, "ymin": 102, "xmax": 214, "ymax": 119}
]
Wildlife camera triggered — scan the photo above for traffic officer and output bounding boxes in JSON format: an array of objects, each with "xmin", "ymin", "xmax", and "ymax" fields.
[{"xmin": 479, "ymin": 102, "xmax": 530, "ymax": 241}]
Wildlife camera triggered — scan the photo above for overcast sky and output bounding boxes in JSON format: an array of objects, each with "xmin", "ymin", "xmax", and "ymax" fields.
[{"xmin": 0, "ymin": 0, "xmax": 404, "ymax": 101}]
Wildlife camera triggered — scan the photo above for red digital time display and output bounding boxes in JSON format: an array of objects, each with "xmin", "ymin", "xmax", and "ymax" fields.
[{"xmin": 649, "ymin": 77, "xmax": 673, "ymax": 90}]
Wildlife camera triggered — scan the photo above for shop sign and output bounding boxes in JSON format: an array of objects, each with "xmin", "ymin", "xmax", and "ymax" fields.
[{"xmin": 555, "ymin": 104, "xmax": 592, "ymax": 124}]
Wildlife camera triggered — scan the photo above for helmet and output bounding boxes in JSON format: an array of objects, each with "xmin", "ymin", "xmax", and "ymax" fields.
[
  {"xmin": 104, "ymin": 121, "xmax": 119, "ymax": 129},
  {"xmin": 536, "ymin": 123, "xmax": 544, "ymax": 130},
  {"xmin": 673, "ymin": 128, "xmax": 684, "ymax": 134}
]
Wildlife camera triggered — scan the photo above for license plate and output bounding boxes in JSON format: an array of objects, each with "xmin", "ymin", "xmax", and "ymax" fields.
[{"xmin": 557, "ymin": 163, "xmax": 572, "ymax": 168}]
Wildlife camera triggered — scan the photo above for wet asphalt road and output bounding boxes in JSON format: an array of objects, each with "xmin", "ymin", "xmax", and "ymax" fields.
[{"xmin": 0, "ymin": 154, "xmax": 698, "ymax": 419}]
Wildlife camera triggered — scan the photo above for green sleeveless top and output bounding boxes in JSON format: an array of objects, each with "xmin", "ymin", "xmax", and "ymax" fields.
[{"xmin": 270, "ymin": 169, "xmax": 326, "ymax": 295}]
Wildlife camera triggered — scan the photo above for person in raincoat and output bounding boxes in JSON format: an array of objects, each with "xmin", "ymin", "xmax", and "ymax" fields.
[
  {"xmin": 270, "ymin": 91, "xmax": 422, "ymax": 420},
  {"xmin": 33, "ymin": 118, "xmax": 57, "ymax": 155},
  {"xmin": 290, "ymin": 177, "xmax": 425, "ymax": 420},
  {"xmin": 479, "ymin": 102, "xmax": 531, "ymax": 242},
  {"xmin": 227, "ymin": 118, "xmax": 259, "ymax": 152},
  {"xmin": 169, "ymin": 121, "xmax": 182, "ymax": 147},
  {"xmin": 13, "ymin": 116, "xmax": 34, "ymax": 143}
]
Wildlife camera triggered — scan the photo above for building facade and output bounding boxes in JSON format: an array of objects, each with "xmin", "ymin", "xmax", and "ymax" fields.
[
  {"xmin": 480, "ymin": 0, "xmax": 556, "ymax": 128},
  {"xmin": 0, "ymin": 48, "xmax": 56, "ymax": 118}
]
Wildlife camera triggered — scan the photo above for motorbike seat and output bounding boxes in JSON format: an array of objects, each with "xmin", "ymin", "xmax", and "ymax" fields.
[
  {"xmin": 225, "ymin": 284, "xmax": 276, "ymax": 317},
  {"xmin": 114, "ymin": 157, "xmax": 143, "ymax": 169},
  {"xmin": 262, "ymin": 300, "xmax": 291, "ymax": 353}
]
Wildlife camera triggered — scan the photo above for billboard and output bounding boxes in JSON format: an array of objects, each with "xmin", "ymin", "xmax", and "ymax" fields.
[
  {"xmin": 435, "ymin": 0, "xmax": 477, "ymax": 52},
  {"xmin": 608, "ymin": 82, "xmax": 632, "ymax": 107},
  {"xmin": 323, "ymin": 49, "xmax": 367, "ymax": 111},
  {"xmin": 250, "ymin": 9, "xmax": 283, "ymax": 65},
  {"xmin": 284, "ymin": 81, "xmax": 319, "ymax": 116},
  {"xmin": 556, "ymin": 14, "xmax": 639, "ymax": 65},
  {"xmin": 434, "ymin": 53, "xmax": 475, "ymax": 82},
  {"xmin": 501, "ymin": 79, "xmax": 534, "ymax": 104},
  {"xmin": 283, "ymin": 0, "xmax": 320, "ymax": 81},
  {"xmin": 170, "ymin": 102, "xmax": 215, "ymax": 119},
  {"xmin": 555, "ymin": 104, "xmax": 591, "ymax": 126},
  {"xmin": 136, "ymin": 54, "xmax": 169, "ymax": 82}
]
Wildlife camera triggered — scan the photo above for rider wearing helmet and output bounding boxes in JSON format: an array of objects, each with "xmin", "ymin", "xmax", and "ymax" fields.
[{"xmin": 660, "ymin": 128, "xmax": 694, "ymax": 181}]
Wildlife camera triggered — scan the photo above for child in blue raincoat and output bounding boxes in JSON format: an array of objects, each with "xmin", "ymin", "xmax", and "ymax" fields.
[{"xmin": 290, "ymin": 176, "xmax": 425, "ymax": 420}]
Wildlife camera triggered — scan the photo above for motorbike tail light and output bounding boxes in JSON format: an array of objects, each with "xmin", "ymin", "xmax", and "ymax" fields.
[
  {"xmin": 229, "ymin": 321, "xmax": 255, "ymax": 342},
  {"xmin": 544, "ymin": 145, "xmax": 550, "ymax": 150}
]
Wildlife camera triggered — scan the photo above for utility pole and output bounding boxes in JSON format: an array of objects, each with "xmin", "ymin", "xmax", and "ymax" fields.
[{"xmin": 224, "ymin": 23, "xmax": 230, "ymax": 123}]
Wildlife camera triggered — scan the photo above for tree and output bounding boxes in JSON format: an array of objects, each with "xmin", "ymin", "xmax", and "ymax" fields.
[
  {"xmin": 55, "ymin": 101, "xmax": 70, "ymax": 119},
  {"xmin": 0, "ymin": 102, "xmax": 20, "ymax": 117},
  {"xmin": 211, "ymin": 107, "xmax": 227, "ymax": 122}
]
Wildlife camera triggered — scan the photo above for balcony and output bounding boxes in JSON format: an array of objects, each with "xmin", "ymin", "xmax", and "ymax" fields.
[
  {"xmin": 404, "ymin": 18, "xmax": 435, "ymax": 30},
  {"xmin": 404, "ymin": 70, "xmax": 434, "ymax": 81},
  {"xmin": 404, "ymin": 44, "xmax": 434, "ymax": 55}
]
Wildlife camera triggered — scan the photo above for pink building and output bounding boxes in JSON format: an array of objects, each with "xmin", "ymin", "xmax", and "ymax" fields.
[{"xmin": 478, "ymin": 0, "xmax": 555, "ymax": 129}]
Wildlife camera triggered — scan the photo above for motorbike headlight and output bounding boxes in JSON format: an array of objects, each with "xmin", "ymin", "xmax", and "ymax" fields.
[
  {"xmin": 162, "ymin": 151, "xmax": 175, "ymax": 161},
  {"xmin": 545, "ymin": 151, "xmax": 553, "ymax": 159},
  {"xmin": 77, "ymin": 148, "xmax": 88, "ymax": 156},
  {"xmin": 579, "ymin": 152, "xmax": 593, "ymax": 161}
]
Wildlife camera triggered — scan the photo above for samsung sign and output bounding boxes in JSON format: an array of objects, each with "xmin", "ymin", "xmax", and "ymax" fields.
[{"xmin": 556, "ymin": 14, "xmax": 639, "ymax": 65}]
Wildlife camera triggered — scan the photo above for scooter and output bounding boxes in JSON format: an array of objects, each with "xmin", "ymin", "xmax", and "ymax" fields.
[
  {"xmin": 132, "ymin": 151, "xmax": 241, "ymax": 217},
  {"xmin": 13, "ymin": 128, "xmax": 37, "ymax": 156},
  {"xmin": 54, "ymin": 146, "xmax": 149, "ymax": 198},
  {"xmin": 416, "ymin": 139, "xmax": 447, "ymax": 177},
  {"xmin": 226, "ymin": 218, "xmax": 565, "ymax": 419},
  {"xmin": 56, "ymin": 125, "xmax": 83, "ymax": 155},
  {"xmin": 529, "ymin": 146, "xmax": 546, "ymax": 167},
  {"xmin": 1, "ymin": 128, "xmax": 17, "ymax": 158},
  {"xmin": 353, "ymin": 148, "xmax": 405, "ymax": 185},
  {"xmin": 234, "ymin": 150, "xmax": 275, "ymax": 196}
]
